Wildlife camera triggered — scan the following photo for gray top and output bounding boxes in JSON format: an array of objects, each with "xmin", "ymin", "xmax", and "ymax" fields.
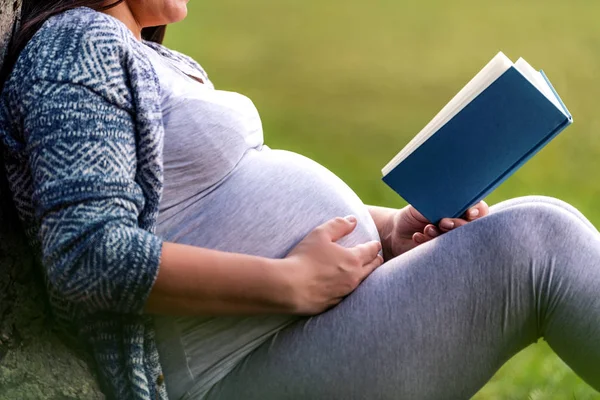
[{"xmin": 144, "ymin": 45, "xmax": 379, "ymax": 398}]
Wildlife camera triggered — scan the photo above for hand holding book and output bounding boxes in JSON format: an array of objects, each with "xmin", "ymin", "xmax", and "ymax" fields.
[
  {"xmin": 380, "ymin": 201, "xmax": 489, "ymax": 260},
  {"xmin": 382, "ymin": 52, "xmax": 573, "ymax": 224}
]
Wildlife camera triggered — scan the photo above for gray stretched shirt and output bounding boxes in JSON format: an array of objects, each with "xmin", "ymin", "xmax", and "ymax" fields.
[{"xmin": 144, "ymin": 45, "xmax": 379, "ymax": 399}]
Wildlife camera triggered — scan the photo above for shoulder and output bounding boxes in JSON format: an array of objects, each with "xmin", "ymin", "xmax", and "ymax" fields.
[
  {"xmin": 7, "ymin": 7, "xmax": 155, "ymax": 108},
  {"xmin": 143, "ymin": 41, "xmax": 211, "ymax": 84}
]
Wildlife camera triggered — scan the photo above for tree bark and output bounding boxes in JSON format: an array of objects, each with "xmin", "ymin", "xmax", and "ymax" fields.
[
  {"xmin": 0, "ymin": 0, "xmax": 20, "ymax": 73},
  {"xmin": 1, "ymin": 2, "xmax": 104, "ymax": 398},
  {"xmin": 0, "ymin": 224, "xmax": 104, "ymax": 399}
]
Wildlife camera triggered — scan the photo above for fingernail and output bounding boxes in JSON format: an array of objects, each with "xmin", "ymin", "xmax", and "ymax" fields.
[
  {"xmin": 413, "ymin": 234, "xmax": 424, "ymax": 243},
  {"xmin": 345, "ymin": 215, "xmax": 357, "ymax": 223},
  {"xmin": 468, "ymin": 209, "xmax": 480, "ymax": 218},
  {"xmin": 426, "ymin": 226, "xmax": 438, "ymax": 237},
  {"xmin": 440, "ymin": 220, "xmax": 454, "ymax": 230},
  {"xmin": 377, "ymin": 255, "xmax": 384, "ymax": 264}
]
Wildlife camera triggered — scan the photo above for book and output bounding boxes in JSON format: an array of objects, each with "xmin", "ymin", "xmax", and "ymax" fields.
[{"xmin": 381, "ymin": 51, "xmax": 573, "ymax": 224}]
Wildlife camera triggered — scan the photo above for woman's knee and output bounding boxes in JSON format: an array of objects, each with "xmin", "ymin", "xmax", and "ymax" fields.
[
  {"xmin": 489, "ymin": 196, "xmax": 597, "ymax": 235},
  {"xmin": 491, "ymin": 195, "xmax": 572, "ymax": 213},
  {"xmin": 483, "ymin": 201, "xmax": 590, "ymax": 254}
]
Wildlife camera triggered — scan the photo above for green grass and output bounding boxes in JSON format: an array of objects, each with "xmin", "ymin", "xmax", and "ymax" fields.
[{"xmin": 166, "ymin": 1, "xmax": 600, "ymax": 398}]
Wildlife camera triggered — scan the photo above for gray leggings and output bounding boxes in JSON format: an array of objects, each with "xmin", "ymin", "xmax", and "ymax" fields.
[{"xmin": 206, "ymin": 196, "xmax": 600, "ymax": 399}]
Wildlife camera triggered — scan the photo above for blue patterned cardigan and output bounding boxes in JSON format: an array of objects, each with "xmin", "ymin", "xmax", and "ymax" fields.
[{"xmin": 0, "ymin": 7, "xmax": 210, "ymax": 400}]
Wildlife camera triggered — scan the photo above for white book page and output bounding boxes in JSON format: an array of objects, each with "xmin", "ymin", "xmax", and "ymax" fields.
[
  {"xmin": 382, "ymin": 53, "xmax": 566, "ymax": 176},
  {"xmin": 513, "ymin": 58, "xmax": 566, "ymax": 115}
]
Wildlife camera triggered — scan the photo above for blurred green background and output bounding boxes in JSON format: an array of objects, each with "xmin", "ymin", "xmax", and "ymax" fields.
[{"xmin": 166, "ymin": 0, "xmax": 600, "ymax": 398}]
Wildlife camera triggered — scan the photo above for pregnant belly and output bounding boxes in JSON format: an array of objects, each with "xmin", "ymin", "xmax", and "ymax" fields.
[
  {"xmin": 154, "ymin": 148, "xmax": 380, "ymax": 396},
  {"xmin": 156, "ymin": 147, "xmax": 380, "ymax": 258}
]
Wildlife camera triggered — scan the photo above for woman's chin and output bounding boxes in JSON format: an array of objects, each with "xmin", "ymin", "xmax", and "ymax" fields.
[
  {"xmin": 170, "ymin": 7, "xmax": 188, "ymax": 24},
  {"xmin": 163, "ymin": 1, "xmax": 189, "ymax": 24}
]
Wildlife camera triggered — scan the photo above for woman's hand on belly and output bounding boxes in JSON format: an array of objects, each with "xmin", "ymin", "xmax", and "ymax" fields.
[
  {"xmin": 374, "ymin": 201, "xmax": 490, "ymax": 260},
  {"xmin": 146, "ymin": 216, "xmax": 382, "ymax": 317},
  {"xmin": 283, "ymin": 216, "xmax": 384, "ymax": 315}
]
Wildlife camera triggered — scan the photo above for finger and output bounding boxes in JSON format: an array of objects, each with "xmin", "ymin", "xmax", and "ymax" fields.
[
  {"xmin": 352, "ymin": 240, "xmax": 382, "ymax": 264},
  {"xmin": 478, "ymin": 200, "xmax": 490, "ymax": 217},
  {"xmin": 465, "ymin": 200, "xmax": 489, "ymax": 221},
  {"xmin": 423, "ymin": 224, "xmax": 440, "ymax": 239},
  {"xmin": 413, "ymin": 232, "xmax": 432, "ymax": 244},
  {"xmin": 361, "ymin": 255, "xmax": 384, "ymax": 277},
  {"xmin": 438, "ymin": 218, "xmax": 469, "ymax": 232},
  {"xmin": 320, "ymin": 216, "xmax": 358, "ymax": 242}
]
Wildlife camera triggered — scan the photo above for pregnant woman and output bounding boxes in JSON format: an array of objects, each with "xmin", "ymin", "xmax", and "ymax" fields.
[{"xmin": 0, "ymin": 1, "xmax": 599, "ymax": 399}]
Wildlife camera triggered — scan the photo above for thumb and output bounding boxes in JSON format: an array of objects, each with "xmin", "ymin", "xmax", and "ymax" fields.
[
  {"xmin": 320, "ymin": 216, "xmax": 358, "ymax": 242},
  {"xmin": 407, "ymin": 205, "xmax": 429, "ymax": 224}
]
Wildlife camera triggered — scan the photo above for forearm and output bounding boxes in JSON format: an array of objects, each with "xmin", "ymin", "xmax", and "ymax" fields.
[{"xmin": 145, "ymin": 242, "xmax": 296, "ymax": 316}]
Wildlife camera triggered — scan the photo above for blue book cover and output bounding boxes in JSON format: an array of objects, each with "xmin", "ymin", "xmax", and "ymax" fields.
[{"xmin": 382, "ymin": 54, "xmax": 573, "ymax": 224}]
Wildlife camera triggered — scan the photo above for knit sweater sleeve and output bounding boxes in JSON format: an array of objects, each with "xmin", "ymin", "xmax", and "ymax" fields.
[{"xmin": 22, "ymin": 79, "xmax": 162, "ymax": 315}]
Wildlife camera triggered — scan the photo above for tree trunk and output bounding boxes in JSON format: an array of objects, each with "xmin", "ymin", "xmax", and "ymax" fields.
[
  {"xmin": 0, "ymin": 0, "xmax": 20, "ymax": 73},
  {"xmin": 0, "ymin": 225, "xmax": 104, "ymax": 399},
  {"xmin": 1, "ymin": 2, "xmax": 104, "ymax": 398}
]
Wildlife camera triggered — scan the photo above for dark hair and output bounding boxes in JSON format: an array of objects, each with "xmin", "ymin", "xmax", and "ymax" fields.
[
  {"xmin": 0, "ymin": 0, "xmax": 166, "ymax": 231},
  {"xmin": 0, "ymin": 0, "xmax": 166, "ymax": 90}
]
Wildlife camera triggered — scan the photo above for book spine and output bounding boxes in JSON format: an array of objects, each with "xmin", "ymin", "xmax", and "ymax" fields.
[
  {"xmin": 452, "ymin": 116, "xmax": 573, "ymax": 219},
  {"xmin": 540, "ymin": 70, "xmax": 572, "ymax": 120}
]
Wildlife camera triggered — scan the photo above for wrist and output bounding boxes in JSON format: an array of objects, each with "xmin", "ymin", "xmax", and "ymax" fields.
[
  {"xmin": 266, "ymin": 258, "xmax": 303, "ymax": 314},
  {"xmin": 367, "ymin": 205, "xmax": 397, "ymax": 238},
  {"xmin": 372, "ymin": 207, "xmax": 398, "ymax": 260}
]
